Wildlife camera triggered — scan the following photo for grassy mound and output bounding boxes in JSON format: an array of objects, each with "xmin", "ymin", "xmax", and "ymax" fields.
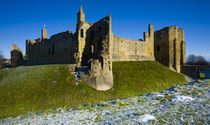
[{"xmin": 0, "ymin": 61, "xmax": 186, "ymax": 118}]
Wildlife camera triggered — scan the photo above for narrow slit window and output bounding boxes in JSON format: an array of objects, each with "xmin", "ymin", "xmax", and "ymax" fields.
[
  {"xmin": 157, "ymin": 45, "xmax": 160, "ymax": 52},
  {"xmin": 52, "ymin": 45, "xmax": 55, "ymax": 55},
  {"xmin": 81, "ymin": 29, "xmax": 84, "ymax": 38}
]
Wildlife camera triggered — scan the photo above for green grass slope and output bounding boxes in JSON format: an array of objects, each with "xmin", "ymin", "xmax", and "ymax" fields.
[{"xmin": 0, "ymin": 61, "xmax": 186, "ymax": 118}]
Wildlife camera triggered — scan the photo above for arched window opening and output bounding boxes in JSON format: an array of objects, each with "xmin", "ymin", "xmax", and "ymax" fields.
[{"xmin": 80, "ymin": 29, "xmax": 84, "ymax": 38}]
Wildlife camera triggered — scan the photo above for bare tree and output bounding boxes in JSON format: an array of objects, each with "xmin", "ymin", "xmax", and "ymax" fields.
[
  {"xmin": 0, "ymin": 50, "xmax": 5, "ymax": 68},
  {"xmin": 0, "ymin": 51, "xmax": 3, "ymax": 59},
  {"xmin": 196, "ymin": 55, "xmax": 208, "ymax": 65},
  {"xmin": 187, "ymin": 54, "xmax": 208, "ymax": 65},
  {"xmin": 187, "ymin": 54, "xmax": 196, "ymax": 65}
]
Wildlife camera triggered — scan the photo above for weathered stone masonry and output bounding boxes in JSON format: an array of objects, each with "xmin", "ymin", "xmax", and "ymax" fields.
[
  {"xmin": 154, "ymin": 26, "xmax": 186, "ymax": 72},
  {"xmin": 11, "ymin": 6, "xmax": 186, "ymax": 90},
  {"xmin": 25, "ymin": 30, "xmax": 76, "ymax": 65},
  {"xmin": 113, "ymin": 24, "xmax": 154, "ymax": 61},
  {"xmin": 11, "ymin": 43, "xmax": 23, "ymax": 67}
]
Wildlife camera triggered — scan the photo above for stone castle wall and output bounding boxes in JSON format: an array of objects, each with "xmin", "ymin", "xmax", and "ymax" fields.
[
  {"xmin": 112, "ymin": 36, "xmax": 154, "ymax": 61},
  {"xmin": 112, "ymin": 24, "xmax": 154, "ymax": 61},
  {"xmin": 25, "ymin": 30, "xmax": 76, "ymax": 65},
  {"xmin": 181, "ymin": 65, "xmax": 200, "ymax": 78}
]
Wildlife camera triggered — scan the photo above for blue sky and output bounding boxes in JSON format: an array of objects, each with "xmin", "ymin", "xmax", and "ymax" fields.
[{"xmin": 0, "ymin": 0, "xmax": 210, "ymax": 61}]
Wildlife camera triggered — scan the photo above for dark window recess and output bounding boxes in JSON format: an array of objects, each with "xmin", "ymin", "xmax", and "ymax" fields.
[
  {"xmin": 48, "ymin": 48, "xmax": 51, "ymax": 55},
  {"xmin": 91, "ymin": 30, "xmax": 94, "ymax": 39},
  {"xmin": 98, "ymin": 27, "xmax": 102, "ymax": 31},
  {"xmin": 160, "ymin": 33, "xmax": 163, "ymax": 38},
  {"xmin": 52, "ymin": 45, "xmax": 55, "ymax": 55},
  {"xmin": 157, "ymin": 45, "xmax": 160, "ymax": 52},
  {"xmin": 98, "ymin": 42, "xmax": 102, "ymax": 50},
  {"xmin": 81, "ymin": 29, "xmax": 84, "ymax": 38}
]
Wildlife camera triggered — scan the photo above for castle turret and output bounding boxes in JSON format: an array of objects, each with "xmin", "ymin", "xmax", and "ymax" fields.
[
  {"xmin": 75, "ymin": 5, "xmax": 86, "ymax": 66},
  {"xmin": 77, "ymin": 5, "xmax": 85, "ymax": 25},
  {"xmin": 41, "ymin": 28, "xmax": 47, "ymax": 39},
  {"xmin": 108, "ymin": 14, "xmax": 112, "ymax": 34},
  {"xmin": 149, "ymin": 24, "xmax": 154, "ymax": 39}
]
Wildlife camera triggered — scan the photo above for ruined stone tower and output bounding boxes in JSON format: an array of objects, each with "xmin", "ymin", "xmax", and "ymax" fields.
[
  {"xmin": 75, "ymin": 5, "xmax": 87, "ymax": 66},
  {"xmin": 75, "ymin": 6, "xmax": 113, "ymax": 90},
  {"xmin": 11, "ymin": 44, "xmax": 24, "ymax": 67},
  {"xmin": 154, "ymin": 26, "xmax": 186, "ymax": 72}
]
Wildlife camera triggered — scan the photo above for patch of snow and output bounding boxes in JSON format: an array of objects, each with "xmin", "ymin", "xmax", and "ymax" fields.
[
  {"xmin": 51, "ymin": 81, "xmax": 57, "ymax": 88},
  {"xmin": 172, "ymin": 95, "xmax": 194, "ymax": 102},
  {"xmin": 1, "ymin": 80, "xmax": 209, "ymax": 124},
  {"xmin": 71, "ymin": 66, "xmax": 88, "ymax": 86},
  {"xmin": 153, "ymin": 94, "xmax": 165, "ymax": 98},
  {"xmin": 157, "ymin": 94, "xmax": 164, "ymax": 97},
  {"xmin": 139, "ymin": 114, "xmax": 156, "ymax": 123},
  {"xmin": 71, "ymin": 72, "xmax": 80, "ymax": 86}
]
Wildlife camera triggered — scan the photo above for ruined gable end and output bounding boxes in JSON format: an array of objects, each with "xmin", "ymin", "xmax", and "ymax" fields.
[{"xmin": 11, "ymin": 43, "xmax": 24, "ymax": 67}]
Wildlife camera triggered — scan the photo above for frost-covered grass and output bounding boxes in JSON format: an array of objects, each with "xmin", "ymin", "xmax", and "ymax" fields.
[
  {"xmin": 0, "ymin": 61, "xmax": 187, "ymax": 118},
  {"xmin": 1, "ymin": 80, "xmax": 209, "ymax": 124}
]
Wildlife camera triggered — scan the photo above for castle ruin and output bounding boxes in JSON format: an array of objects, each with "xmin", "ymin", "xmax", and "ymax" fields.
[
  {"xmin": 11, "ymin": 6, "xmax": 186, "ymax": 90},
  {"xmin": 154, "ymin": 26, "xmax": 186, "ymax": 72}
]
